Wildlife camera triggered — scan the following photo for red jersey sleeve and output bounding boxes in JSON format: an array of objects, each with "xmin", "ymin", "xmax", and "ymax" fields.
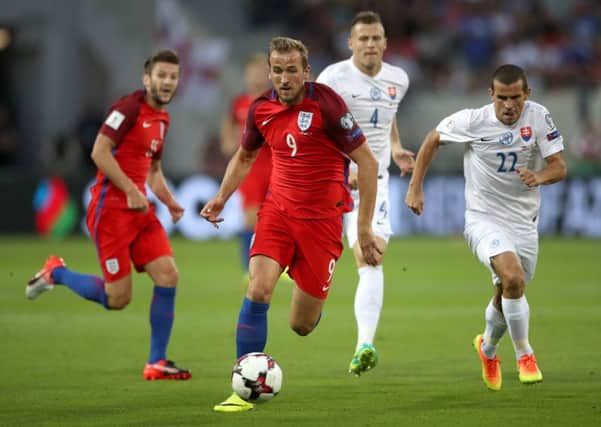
[
  {"xmin": 98, "ymin": 90, "xmax": 144, "ymax": 146},
  {"xmin": 314, "ymin": 82, "xmax": 365, "ymax": 154},
  {"xmin": 240, "ymin": 98, "xmax": 265, "ymax": 151}
]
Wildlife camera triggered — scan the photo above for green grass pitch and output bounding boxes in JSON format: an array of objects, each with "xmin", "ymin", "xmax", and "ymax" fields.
[{"xmin": 0, "ymin": 236, "xmax": 599, "ymax": 426}]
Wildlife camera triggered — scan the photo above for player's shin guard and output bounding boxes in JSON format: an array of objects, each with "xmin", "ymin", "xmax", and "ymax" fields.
[
  {"xmin": 148, "ymin": 286, "xmax": 176, "ymax": 363},
  {"xmin": 53, "ymin": 267, "xmax": 108, "ymax": 307},
  {"xmin": 236, "ymin": 297, "xmax": 269, "ymax": 358},
  {"xmin": 502, "ymin": 296, "xmax": 533, "ymax": 359},
  {"xmin": 354, "ymin": 265, "xmax": 383, "ymax": 347}
]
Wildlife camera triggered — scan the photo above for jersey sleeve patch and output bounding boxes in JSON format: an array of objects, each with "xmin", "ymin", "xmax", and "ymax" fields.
[
  {"xmin": 105, "ymin": 110, "xmax": 126, "ymax": 130},
  {"xmin": 546, "ymin": 129, "xmax": 560, "ymax": 141},
  {"xmin": 339, "ymin": 112, "xmax": 355, "ymax": 130}
]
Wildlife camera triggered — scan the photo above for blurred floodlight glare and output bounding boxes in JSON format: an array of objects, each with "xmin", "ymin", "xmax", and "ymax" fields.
[{"xmin": 0, "ymin": 28, "xmax": 12, "ymax": 50}]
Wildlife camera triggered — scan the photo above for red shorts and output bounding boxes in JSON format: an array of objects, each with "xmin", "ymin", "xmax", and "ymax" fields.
[
  {"xmin": 250, "ymin": 199, "xmax": 343, "ymax": 299},
  {"xmin": 86, "ymin": 201, "xmax": 173, "ymax": 282},
  {"xmin": 239, "ymin": 145, "xmax": 271, "ymax": 210}
]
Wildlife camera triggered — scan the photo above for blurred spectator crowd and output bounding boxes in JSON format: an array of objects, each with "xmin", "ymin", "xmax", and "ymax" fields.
[{"xmin": 247, "ymin": 0, "xmax": 601, "ymax": 94}]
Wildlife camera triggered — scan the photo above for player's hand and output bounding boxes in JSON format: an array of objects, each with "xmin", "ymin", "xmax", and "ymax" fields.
[
  {"xmin": 516, "ymin": 167, "xmax": 540, "ymax": 187},
  {"xmin": 167, "ymin": 201, "xmax": 185, "ymax": 224},
  {"xmin": 358, "ymin": 228, "xmax": 383, "ymax": 266},
  {"xmin": 405, "ymin": 187, "xmax": 424, "ymax": 215},
  {"xmin": 126, "ymin": 187, "xmax": 149, "ymax": 211},
  {"xmin": 348, "ymin": 170, "xmax": 358, "ymax": 190},
  {"xmin": 393, "ymin": 148, "xmax": 415, "ymax": 177},
  {"xmin": 200, "ymin": 197, "xmax": 225, "ymax": 228}
]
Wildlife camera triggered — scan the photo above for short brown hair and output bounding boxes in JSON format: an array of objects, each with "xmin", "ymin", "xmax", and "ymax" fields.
[
  {"xmin": 491, "ymin": 64, "xmax": 529, "ymax": 91},
  {"xmin": 144, "ymin": 49, "xmax": 180, "ymax": 74},
  {"xmin": 350, "ymin": 10, "xmax": 383, "ymax": 33},
  {"xmin": 268, "ymin": 37, "xmax": 309, "ymax": 68}
]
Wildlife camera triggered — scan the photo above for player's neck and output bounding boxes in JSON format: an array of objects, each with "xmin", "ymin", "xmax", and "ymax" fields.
[
  {"xmin": 144, "ymin": 94, "xmax": 165, "ymax": 111},
  {"xmin": 352, "ymin": 57, "xmax": 382, "ymax": 77}
]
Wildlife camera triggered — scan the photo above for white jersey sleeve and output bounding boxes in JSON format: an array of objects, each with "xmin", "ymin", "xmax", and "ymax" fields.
[
  {"xmin": 436, "ymin": 109, "xmax": 474, "ymax": 144},
  {"xmin": 532, "ymin": 106, "xmax": 564, "ymax": 159}
]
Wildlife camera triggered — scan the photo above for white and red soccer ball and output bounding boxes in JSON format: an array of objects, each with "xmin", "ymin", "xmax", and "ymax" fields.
[{"xmin": 231, "ymin": 352, "xmax": 283, "ymax": 402}]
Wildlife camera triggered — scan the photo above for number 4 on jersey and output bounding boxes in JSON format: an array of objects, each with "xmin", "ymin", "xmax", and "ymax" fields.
[{"xmin": 370, "ymin": 108, "xmax": 378, "ymax": 128}]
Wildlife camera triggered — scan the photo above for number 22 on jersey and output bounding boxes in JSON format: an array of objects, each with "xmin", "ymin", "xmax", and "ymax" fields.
[{"xmin": 496, "ymin": 151, "xmax": 517, "ymax": 172}]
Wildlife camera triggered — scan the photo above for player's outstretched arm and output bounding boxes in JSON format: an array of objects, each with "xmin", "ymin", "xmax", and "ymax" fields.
[
  {"xmin": 200, "ymin": 146, "xmax": 259, "ymax": 227},
  {"xmin": 516, "ymin": 151, "xmax": 567, "ymax": 187},
  {"xmin": 91, "ymin": 134, "xmax": 148, "ymax": 211},
  {"xmin": 405, "ymin": 129, "xmax": 441, "ymax": 216},
  {"xmin": 148, "ymin": 159, "xmax": 184, "ymax": 223},
  {"xmin": 348, "ymin": 143, "xmax": 382, "ymax": 266},
  {"xmin": 390, "ymin": 120, "xmax": 415, "ymax": 177}
]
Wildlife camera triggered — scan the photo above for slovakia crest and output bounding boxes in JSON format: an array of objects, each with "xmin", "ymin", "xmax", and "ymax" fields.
[
  {"xmin": 297, "ymin": 111, "xmax": 313, "ymax": 132},
  {"xmin": 388, "ymin": 86, "xmax": 397, "ymax": 99},
  {"xmin": 499, "ymin": 131, "xmax": 514, "ymax": 146},
  {"xmin": 520, "ymin": 126, "xmax": 532, "ymax": 142}
]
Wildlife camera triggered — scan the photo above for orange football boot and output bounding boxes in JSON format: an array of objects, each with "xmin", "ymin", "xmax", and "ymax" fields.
[
  {"xmin": 473, "ymin": 334, "xmax": 502, "ymax": 391},
  {"xmin": 26, "ymin": 255, "xmax": 66, "ymax": 300}
]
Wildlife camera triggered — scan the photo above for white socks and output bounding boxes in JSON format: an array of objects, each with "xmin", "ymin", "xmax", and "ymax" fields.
[
  {"xmin": 502, "ymin": 295, "xmax": 534, "ymax": 359},
  {"xmin": 354, "ymin": 265, "xmax": 383, "ymax": 349},
  {"xmin": 482, "ymin": 299, "xmax": 507, "ymax": 358}
]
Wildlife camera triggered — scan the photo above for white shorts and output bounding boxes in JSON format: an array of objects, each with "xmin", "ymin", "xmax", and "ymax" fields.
[
  {"xmin": 464, "ymin": 213, "xmax": 538, "ymax": 286},
  {"xmin": 344, "ymin": 175, "xmax": 392, "ymax": 248}
]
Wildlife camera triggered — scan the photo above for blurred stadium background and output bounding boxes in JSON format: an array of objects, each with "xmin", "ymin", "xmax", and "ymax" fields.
[
  {"xmin": 0, "ymin": 1, "xmax": 600, "ymax": 426},
  {"xmin": 0, "ymin": 0, "xmax": 600, "ymax": 237}
]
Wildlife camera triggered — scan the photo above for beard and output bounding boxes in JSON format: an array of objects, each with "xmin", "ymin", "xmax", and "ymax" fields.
[{"xmin": 149, "ymin": 84, "xmax": 174, "ymax": 106}]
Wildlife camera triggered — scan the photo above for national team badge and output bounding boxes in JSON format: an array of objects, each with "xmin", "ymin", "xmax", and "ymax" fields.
[
  {"xmin": 498, "ymin": 131, "xmax": 514, "ymax": 146},
  {"xmin": 388, "ymin": 86, "xmax": 397, "ymax": 99},
  {"xmin": 370, "ymin": 87, "xmax": 382, "ymax": 100},
  {"xmin": 105, "ymin": 258, "xmax": 120, "ymax": 275},
  {"xmin": 520, "ymin": 126, "xmax": 532, "ymax": 142},
  {"xmin": 297, "ymin": 111, "xmax": 313, "ymax": 132}
]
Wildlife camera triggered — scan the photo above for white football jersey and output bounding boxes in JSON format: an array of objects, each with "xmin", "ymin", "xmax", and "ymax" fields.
[
  {"xmin": 436, "ymin": 100, "xmax": 564, "ymax": 231},
  {"xmin": 317, "ymin": 58, "xmax": 409, "ymax": 175}
]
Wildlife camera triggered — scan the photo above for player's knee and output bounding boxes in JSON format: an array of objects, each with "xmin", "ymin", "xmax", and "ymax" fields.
[
  {"xmin": 502, "ymin": 273, "xmax": 525, "ymax": 297},
  {"xmin": 246, "ymin": 284, "xmax": 273, "ymax": 303},
  {"xmin": 154, "ymin": 267, "xmax": 179, "ymax": 286},
  {"xmin": 106, "ymin": 296, "xmax": 130, "ymax": 310},
  {"xmin": 290, "ymin": 322, "xmax": 314, "ymax": 337}
]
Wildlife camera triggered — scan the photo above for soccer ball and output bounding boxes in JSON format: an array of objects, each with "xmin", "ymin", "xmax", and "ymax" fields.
[{"xmin": 231, "ymin": 352, "xmax": 283, "ymax": 402}]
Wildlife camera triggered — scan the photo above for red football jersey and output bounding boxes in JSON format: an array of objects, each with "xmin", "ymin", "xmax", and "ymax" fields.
[
  {"xmin": 231, "ymin": 93, "xmax": 272, "ymax": 198},
  {"xmin": 91, "ymin": 90, "xmax": 170, "ymax": 208},
  {"xmin": 231, "ymin": 93, "xmax": 253, "ymax": 132},
  {"xmin": 241, "ymin": 82, "xmax": 366, "ymax": 219}
]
